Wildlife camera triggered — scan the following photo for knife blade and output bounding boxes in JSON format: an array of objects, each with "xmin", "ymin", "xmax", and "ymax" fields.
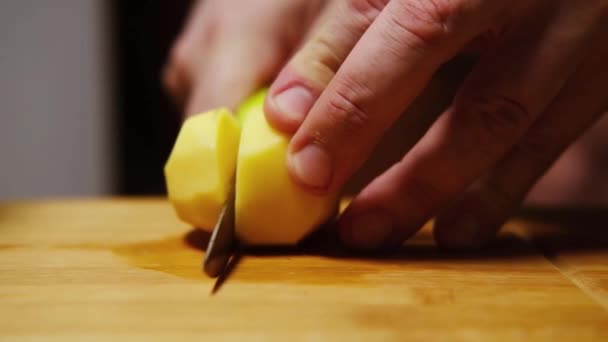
[{"xmin": 203, "ymin": 181, "xmax": 236, "ymax": 278}]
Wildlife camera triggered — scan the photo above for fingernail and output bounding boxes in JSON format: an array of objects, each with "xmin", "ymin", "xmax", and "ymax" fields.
[
  {"xmin": 273, "ymin": 86, "xmax": 315, "ymax": 123},
  {"xmin": 345, "ymin": 211, "xmax": 394, "ymax": 250},
  {"xmin": 289, "ymin": 144, "xmax": 332, "ymax": 189}
]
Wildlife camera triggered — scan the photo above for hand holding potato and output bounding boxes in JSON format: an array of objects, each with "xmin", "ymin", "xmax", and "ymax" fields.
[
  {"xmin": 263, "ymin": 0, "xmax": 608, "ymax": 250},
  {"xmin": 165, "ymin": 0, "xmax": 608, "ymax": 250},
  {"xmin": 165, "ymin": 91, "xmax": 338, "ymax": 245}
]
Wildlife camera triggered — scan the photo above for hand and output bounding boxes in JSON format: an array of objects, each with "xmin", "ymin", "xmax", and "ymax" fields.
[
  {"xmin": 263, "ymin": 0, "xmax": 608, "ymax": 250},
  {"xmin": 163, "ymin": 0, "xmax": 326, "ymax": 116}
]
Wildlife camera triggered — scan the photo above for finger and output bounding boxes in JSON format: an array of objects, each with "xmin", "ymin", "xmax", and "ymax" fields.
[
  {"xmin": 434, "ymin": 43, "xmax": 608, "ymax": 249},
  {"xmin": 287, "ymin": 0, "xmax": 515, "ymax": 192},
  {"xmin": 163, "ymin": 0, "xmax": 214, "ymax": 111},
  {"xmin": 264, "ymin": 0, "xmax": 389, "ymax": 133},
  {"xmin": 163, "ymin": 47, "xmax": 197, "ymax": 110},
  {"xmin": 185, "ymin": 35, "xmax": 286, "ymax": 116},
  {"xmin": 338, "ymin": 2, "xmax": 604, "ymax": 250},
  {"xmin": 185, "ymin": 0, "xmax": 330, "ymax": 115},
  {"xmin": 166, "ymin": 0, "xmax": 326, "ymax": 117},
  {"xmin": 526, "ymin": 114, "xmax": 608, "ymax": 207}
]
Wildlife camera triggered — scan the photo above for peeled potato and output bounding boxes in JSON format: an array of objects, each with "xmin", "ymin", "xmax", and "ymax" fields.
[
  {"xmin": 235, "ymin": 90, "xmax": 338, "ymax": 244},
  {"xmin": 164, "ymin": 108, "xmax": 241, "ymax": 231},
  {"xmin": 164, "ymin": 90, "xmax": 338, "ymax": 244}
]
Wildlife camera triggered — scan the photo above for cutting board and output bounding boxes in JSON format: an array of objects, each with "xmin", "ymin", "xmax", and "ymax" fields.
[{"xmin": 1, "ymin": 199, "xmax": 607, "ymax": 341}]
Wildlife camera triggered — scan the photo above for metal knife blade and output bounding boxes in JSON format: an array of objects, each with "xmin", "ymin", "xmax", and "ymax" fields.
[{"xmin": 203, "ymin": 181, "xmax": 236, "ymax": 278}]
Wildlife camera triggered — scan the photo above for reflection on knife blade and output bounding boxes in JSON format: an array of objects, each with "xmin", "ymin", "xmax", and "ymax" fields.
[{"xmin": 203, "ymin": 182, "xmax": 236, "ymax": 278}]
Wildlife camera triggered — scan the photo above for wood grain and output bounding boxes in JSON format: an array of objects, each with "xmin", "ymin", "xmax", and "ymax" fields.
[
  {"xmin": 518, "ymin": 208, "xmax": 608, "ymax": 311},
  {"xmin": 0, "ymin": 199, "xmax": 607, "ymax": 341}
]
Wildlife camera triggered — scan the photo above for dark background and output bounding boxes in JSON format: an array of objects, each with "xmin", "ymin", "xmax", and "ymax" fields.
[{"xmin": 112, "ymin": 1, "xmax": 194, "ymax": 195}]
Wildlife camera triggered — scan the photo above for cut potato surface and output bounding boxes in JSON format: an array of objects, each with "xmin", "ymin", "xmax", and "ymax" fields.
[
  {"xmin": 164, "ymin": 90, "xmax": 338, "ymax": 244},
  {"xmin": 164, "ymin": 108, "xmax": 241, "ymax": 231}
]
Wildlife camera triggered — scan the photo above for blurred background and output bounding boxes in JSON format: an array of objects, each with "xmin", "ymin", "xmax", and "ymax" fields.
[{"xmin": 0, "ymin": 0, "xmax": 193, "ymax": 199}]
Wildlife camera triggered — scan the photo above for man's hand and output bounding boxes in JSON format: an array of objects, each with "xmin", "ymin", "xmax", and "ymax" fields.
[
  {"xmin": 163, "ymin": 0, "xmax": 326, "ymax": 116},
  {"xmin": 263, "ymin": 0, "xmax": 608, "ymax": 250}
]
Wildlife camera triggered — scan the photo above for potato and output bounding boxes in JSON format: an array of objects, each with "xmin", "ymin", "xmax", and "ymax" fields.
[
  {"xmin": 164, "ymin": 90, "xmax": 338, "ymax": 245},
  {"xmin": 164, "ymin": 108, "xmax": 241, "ymax": 231},
  {"xmin": 234, "ymin": 90, "xmax": 338, "ymax": 244}
]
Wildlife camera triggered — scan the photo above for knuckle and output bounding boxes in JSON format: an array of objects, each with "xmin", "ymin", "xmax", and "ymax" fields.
[
  {"xmin": 400, "ymin": 175, "xmax": 446, "ymax": 215},
  {"xmin": 459, "ymin": 93, "xmax": 533, "ymax": 145},
  {"xmin": 314, "ymin": 35, "xmax": 342, "ymax": 73},
  {"xmin": 387, "ymin": 0, "xmax": 461, "ymax": 49},
  {"xmin": 324, "ymin": 77, "xmax": 373, "ymax": 135},
  {"xmin": 301, "ymin": 0, "xmax": 389, "ymax": 86},
  {"xmin": 482, "ymin": 180, "xmax": 519, "ymax": 214},
  {"xmin": 298, "ymin": 35, "xmax": 342, "ymax": 85},
  {"xmin": 161, "ymin": 66, "xmax": 176, "ymax": 93},
  {"xmin": 511, "ymin": 135, "xmax": 560, "ymax": 169},
  {"xmin": 163, "ymin": 36, "xmax": 203, "ymax": 102},
  {"xmin": 346, "ymin": 0, "xmax": 390, "ymax": 23},
  {"xmin": 167, "ymin": 39, "xmax": 194, "ymax": 76}
]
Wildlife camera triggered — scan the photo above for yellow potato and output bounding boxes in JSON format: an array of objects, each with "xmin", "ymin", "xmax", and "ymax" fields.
[
  {"xmin": 164, "ymin": 108, "xmax": 241, "ymax": 231},
  {"xmin": 235, "ymin": 90, "xmax": 338, "ymax": 244},
  {"xmin": 164, "ymin": 90, "xmax": 338, "ymax": 244}
]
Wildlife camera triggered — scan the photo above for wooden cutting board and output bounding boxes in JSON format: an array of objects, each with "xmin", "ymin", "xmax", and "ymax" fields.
[{"xmin": 1, "ymin": 199, "xmax": 607, "ymax": 341}]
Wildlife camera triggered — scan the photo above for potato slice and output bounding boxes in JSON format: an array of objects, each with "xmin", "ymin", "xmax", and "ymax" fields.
[
  {"xmin": 235, "ymin": 90, "xmax": 338, "ymax": 244},
  {"xmin": 164, "ymin": 108, "xmax": 241, "ymax": 231}
]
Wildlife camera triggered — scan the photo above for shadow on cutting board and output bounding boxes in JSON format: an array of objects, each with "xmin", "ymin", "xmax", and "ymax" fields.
[
  {"xmin": 113, "ymin": 207, "xmax": 606, "ymax": 288},
  {"xmin": 183, "ymin": 206, "xmax": 608, "ymax": 261}
]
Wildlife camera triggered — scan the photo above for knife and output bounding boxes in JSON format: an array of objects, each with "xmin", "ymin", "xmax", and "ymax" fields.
[{"xmin": 203, "ymin": 179, "xmax": 236, "ymax": 278}]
